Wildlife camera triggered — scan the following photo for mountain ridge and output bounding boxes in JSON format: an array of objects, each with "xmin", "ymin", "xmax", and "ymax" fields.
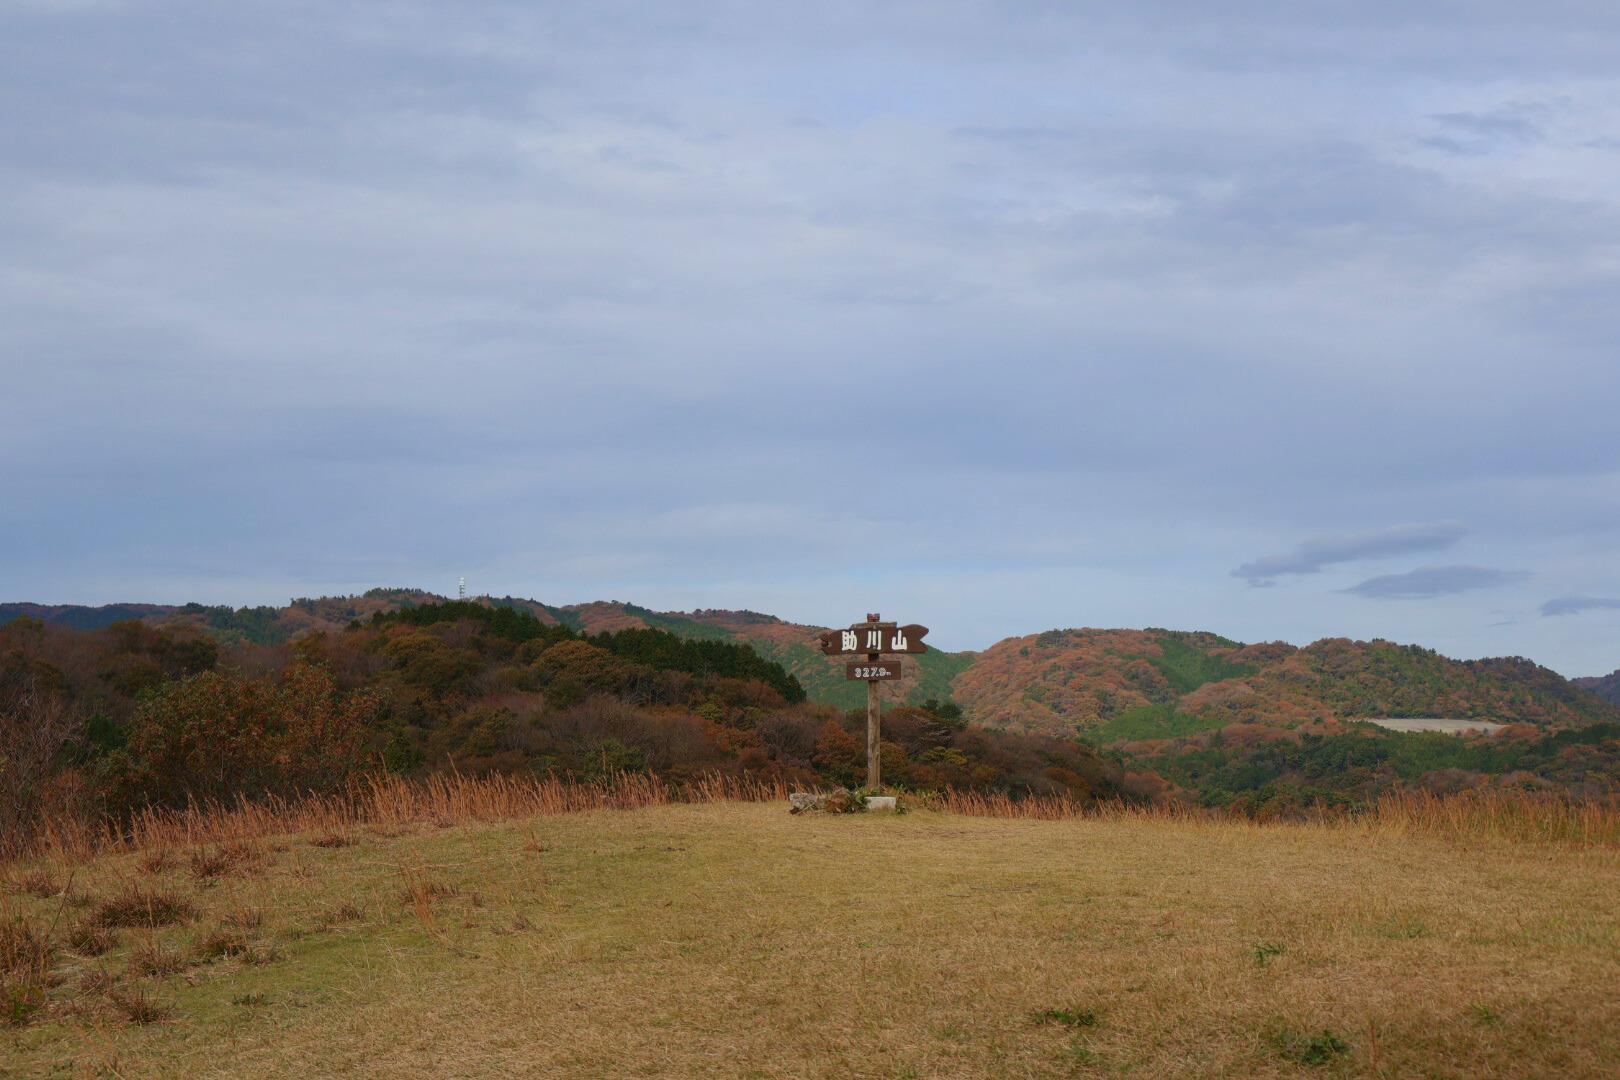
[
  {"xmin": 5, "ymin": 594, "xmax": 1615, "ymax": 737},
  {"xmin": 1573, "ymin": 669, "xmax": 1620, "ymax": 706}
]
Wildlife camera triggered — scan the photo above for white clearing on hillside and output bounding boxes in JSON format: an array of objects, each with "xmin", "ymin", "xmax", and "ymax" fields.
[{"xmin": 1364, "ymin": 718, "xmax": 1505, "ymax": 735}]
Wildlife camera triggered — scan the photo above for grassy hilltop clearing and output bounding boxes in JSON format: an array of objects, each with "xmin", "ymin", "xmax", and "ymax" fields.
[{"xmin": 3, "ymin": 788, "xmax": 1618, "ymax": 1078}]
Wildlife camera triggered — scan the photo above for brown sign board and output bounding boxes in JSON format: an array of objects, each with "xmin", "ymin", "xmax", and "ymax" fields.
[
  {"xmin": 819, "ymin": 623, "xmax": 930, "ymax": 656},
  {"xmin": 847, "ymin": 661, "xmax": 902, "ymax": 681}
]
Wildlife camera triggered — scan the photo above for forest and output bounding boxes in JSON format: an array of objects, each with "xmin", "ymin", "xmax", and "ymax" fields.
[
  {"xmin": 6, "ymin": 599, "xmax": 1620, "ymax": 853},
  {"xmin": 0, "ymin": 604, "xmax": 1145, "ymax": 853}
]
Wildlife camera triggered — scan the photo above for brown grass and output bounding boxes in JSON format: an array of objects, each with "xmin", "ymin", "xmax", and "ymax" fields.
[
  {"xmin": 187, "ymin": 841, "xmax": 261, "ymax": 880},
  {"xmin": 15, "ymin": 772, "xmax": 1618, "ymax": 870},
  {"xmin": 0, "ymin": 916, "xmax": 52, "ymax": 977},
  {"xmin": 107, "ymin": 986, "xmax": 169, "ymax": 1025},
  {"xmin": 93, "ymin": 886, "xmax": 195, "ymax": 929},
  {"xmin": 925, "ymin": 786, "xmax": 1620, "ymax": 847},
  {"xmin": 18, "ymin": 772, "xmax": 791, "ymax": 864},
  {"xmin": 5, "ymin": 869, "xmax": 62, "ymax": 900},
  {"xmin": 66, "ymin": 922, "xmax": 116, "ymax": 957},
  {"xmin": 0, "ymin": 793, "xmax": 1615, "ymax": 1075},
  {"xmin": 137, "ymin": 849, "xmax": 175, "ymax": 875},
  {"xmin": 127, "ymin": 937, "xmax": 188, "ymax": 977},
  {"xmin": 222, "ymin": 905, "xmax": 264, "ymax": 931},
  {"xmin": 193, "ymin": 927, "xmax": 254, "ymax": 963},
  {"xmin": 0, "ymin": 912, "xmax": 55, "ymax": 1027}
]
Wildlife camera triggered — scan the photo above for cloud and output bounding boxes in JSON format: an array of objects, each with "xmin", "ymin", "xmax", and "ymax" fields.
[
  {"xmin": 1344, "ymin": 566, "xmax": 1528, "ymax": 600},
  {"xmin": 3, "ymin": 2, "xmax": 1620, "ymax": 676},
  {"xmin": 1233, "ymin": 523, "xmax": 1466, "ymax": 586},
  {"xmin": 1540, "ymin": 596, "xmax": 1620, "ymax": 617},
  {"xmin": 1420, "ymin": 101, "xmax": 1554, "ymax": 155}
]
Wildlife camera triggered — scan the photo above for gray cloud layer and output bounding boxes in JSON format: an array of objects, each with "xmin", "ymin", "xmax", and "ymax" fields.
[
  {"xmin": 1541, "ymin": 597, "xmax": 1620, "ymax": 617},
  {"xmin": 1345, "ymin": 566, "xmax": 1530, "ymax": 601},
  {"xmin": 3, "ymin": 2, "xmax": 1620, "ymax": 671},
  {"xmin": 1234, "ymin": 523, "xmax": 1466, "ymax": 586}
]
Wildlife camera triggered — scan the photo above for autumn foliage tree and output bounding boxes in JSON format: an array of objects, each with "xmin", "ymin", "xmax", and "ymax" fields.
[{"xmin": 111, "ymin": 663, "xmax": 379, "ymax": 808}]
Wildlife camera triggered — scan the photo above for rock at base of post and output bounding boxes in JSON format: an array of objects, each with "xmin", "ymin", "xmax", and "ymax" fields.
[{"xmin": 863, "ymin": 796, "xmax": 898, "ymax": 812}]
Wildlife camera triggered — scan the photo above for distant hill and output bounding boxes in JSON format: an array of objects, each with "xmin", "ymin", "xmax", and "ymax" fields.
[
  {"xmin": 1574, "ymin": 670, "xmax": 1620, "ymax": 705},
  {"xmin": 512, "ymin": 602, "xmax": 976, "ymax": 712},
  {"xmin": 6, "ymin": 594, "xmax": 1614, "ymax": 734},
  {"xmin": 0, "ymin": 594, "xmax": 975, "ymax": 713},
  {"xmin": 0, "ymin": 589, "xmax": 446, "ymax": 645},
  {"xmin": 955, "ymin": 628, "xmax": 1619, "ymax": 741}
]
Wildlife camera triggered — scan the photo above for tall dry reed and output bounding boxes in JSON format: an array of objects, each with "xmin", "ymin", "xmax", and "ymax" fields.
[
  {"xmin": 13, "ymin": 775, "xmax": 1617, "ymax": 865},
  {"xmin": 922, "ymin": 786, "xmax": 1620, "ymax": 848},
  {"xmin": 16, "ymin": 772, "xmax": 791, "ymax": 864}
]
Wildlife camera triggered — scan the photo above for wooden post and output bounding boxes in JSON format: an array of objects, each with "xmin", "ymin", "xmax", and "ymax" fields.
[
  {"xmin": 821, "ymin": 612, "xmax": 927, "ymax": 794},
  {"xmin": 866, "ymin": 653, "xmax": 881, "ymax": 790}
]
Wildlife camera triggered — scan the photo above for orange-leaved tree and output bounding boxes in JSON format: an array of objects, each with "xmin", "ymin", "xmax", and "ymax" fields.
[{"xmin": 113, "ymin": 663, "xmax": 379, "ymax": 809}]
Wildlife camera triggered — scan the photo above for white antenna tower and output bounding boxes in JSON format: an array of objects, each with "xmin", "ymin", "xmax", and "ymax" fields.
[{"xmin": 458, "ymin": 576, "xmax": 466, "ymax": 600}]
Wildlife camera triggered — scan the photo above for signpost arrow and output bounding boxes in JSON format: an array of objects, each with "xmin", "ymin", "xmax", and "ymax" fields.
[{"xmin": 818, "ymin": 622, "xmax": 930, "ymax": 656}]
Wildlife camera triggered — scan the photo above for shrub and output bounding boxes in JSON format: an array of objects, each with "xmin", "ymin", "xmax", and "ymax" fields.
[
  {"xmin": 0, "ymin": 917, "xmax": 52, "ymax": 976},
  {"xmin": 194, "ymin": 928, "xmax": 253, "ymax": 963},
  {"xmin": 0, "ymin": 674, "xmax": 83, "ymax": 853},
  {"xmin": 1267, "ymin": 1025, "xmax": 1350, "ymax": 1066},
  {"xmin": 108, "ymin": 987, "xmax": 169, "ymax": 1025},
  {"xmin": 0, "ymin": 914, "xmax": 53, "ymax": 1024},
  {"xmin": 128, "ymin": 939, "xmax": 188, "ymax": 977},
  {"xmin": 67, "ymin": 922, "xmax": 116, "ymax": 956},
  {"xmin": 115, "ymin": 664, "xmax": 377, "ymax": 808},
  {"xmin": 187, "ymin": 841, "xmax": 259, "ymax": 880},
  {"xmin": 94, "ymin": 887, "xmax": 194, "ymax": 929},
  {"xmin": 222, "ymin": 905, "xmax": 264, "ymax": 930},
  {"xmin": 1, "ymin": 974, "xmax": 46, "ymax": 1027},
  {"xmin": 138, "ymin": 849, "xmax": 175, "ymax": 875},
  {"xmin": 7, "ymin": 870, "xmax": 61, "ymax": 900},
  {"xmin": 820, "ymin": 789, "xmax": 866, "ymax": 813}
]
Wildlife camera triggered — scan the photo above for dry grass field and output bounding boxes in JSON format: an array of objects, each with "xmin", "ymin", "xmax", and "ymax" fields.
[{"xmin": 3, "ymin": 793, "xmax": 1618, "ymax": 1078}]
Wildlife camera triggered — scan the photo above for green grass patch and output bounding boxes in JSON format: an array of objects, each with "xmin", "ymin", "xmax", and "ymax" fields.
[
  {"xmin": 1083, "ymin": 704, "xmax": 1229, "ymax": 745},
  {"xmin": 1266, "ymin": 1025, "xmax": 1350, "ymax": 1066},
  {"xmin": 1137, "ymin": 634, "xmax": 1255, "ymax": 695},
  {"xmin": 1032, "ymin": 1007, "xmax": 1097, "ymax": 1028}
]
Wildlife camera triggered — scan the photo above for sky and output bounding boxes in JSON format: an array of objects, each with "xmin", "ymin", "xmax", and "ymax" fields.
[{"xmin": 3, "ymin": 2, "xmax": 1619, "ymax": 674}]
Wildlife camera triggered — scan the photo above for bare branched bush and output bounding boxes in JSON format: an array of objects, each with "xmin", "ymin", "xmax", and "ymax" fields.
[{"xmin": 0, "ymin": 675, "xmax": 83, "ymax": 856}]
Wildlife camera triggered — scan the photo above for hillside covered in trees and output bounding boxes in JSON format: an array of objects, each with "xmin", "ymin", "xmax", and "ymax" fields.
[
  {"xmin": 1574, "ymin": 668, "xmax": 1620, "ymax": 706},
  {"xmin": 956, "ymin": 628, "xmax": 1618, "ymax": 739},
  {"xmin": 0, "ymin": 603, "xmax": 1145, "ymax": 852},
  {"xmin": 5, "ymin": 593, "xmax": 1619, "ymax": 822}
]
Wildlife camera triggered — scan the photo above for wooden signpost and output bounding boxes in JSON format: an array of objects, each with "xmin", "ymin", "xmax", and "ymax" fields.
[{"xmin": 818, "ymin": 614, "xmax": 929, "ymax": 789}]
